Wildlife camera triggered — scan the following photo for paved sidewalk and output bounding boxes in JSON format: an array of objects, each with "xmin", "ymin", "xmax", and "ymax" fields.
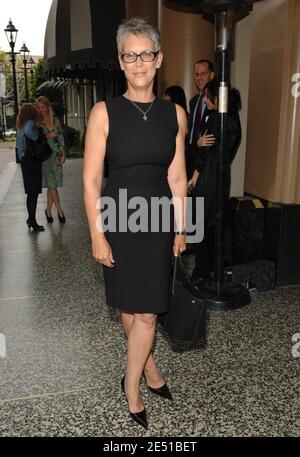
[
  {"xmin": 0, "ymin": 159, "xmax": 299, "ymax": 437},
  {"xmin": 0, "ymin": 141, "xmax": 15, "ymax": 149},
  {"xmin": 0, "ymin": 144, "xmax": 16, "ymax": 175}
]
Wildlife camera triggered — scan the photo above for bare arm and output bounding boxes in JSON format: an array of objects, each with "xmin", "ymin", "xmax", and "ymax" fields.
[
  {"xmin": 55, "ymin": 118, "xmax": 67, "ymax": 164},
  {"xmin": 167, "ymin": 104, "xmax": 188, "ymax": 255},
  {"xmin": 54, "ymin": 118, "xmax": 65, "ymax": 150},
  {"xmin": 83, "ymin": 102, "xmax": 114, "ymax": 268}
]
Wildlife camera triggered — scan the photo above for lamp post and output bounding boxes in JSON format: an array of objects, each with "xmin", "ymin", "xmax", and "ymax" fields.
[
  {"xmin": 19, "ymin": 42, "xmax": 30, "ymax": 102},
  {"xmin": 27, "ymin": 56, "xmax": 35, "ymax": 100},
  {"xmin": 166, "ymin": 0, "xmax": 264, "ymax": 310},
  {"xmin": 0, "ymin": 63, "xmax": 6, "ymax": 137},
  {"xmin": 4, "ymin": 18, "xmax": 20, "ymax": 162}
]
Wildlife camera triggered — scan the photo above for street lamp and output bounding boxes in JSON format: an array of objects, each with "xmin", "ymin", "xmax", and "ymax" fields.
[
  {"xmin": 19, "ymin": 42, "xmax": 30, "ymax": 102},
  {"xmin": 28, "ymin": 55, "xmax": 35, "ymax": 67},
  {"xmin": 4, "ymin": 19, "xmax": 19, "ymax": 122},
  {"xmin": 4, "ymin": 18, "xmax": 20, "ymax": 162}
]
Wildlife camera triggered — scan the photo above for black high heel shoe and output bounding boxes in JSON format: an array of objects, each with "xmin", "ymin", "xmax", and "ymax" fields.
[
  {"xmin": 26, "ymin": 220, "xmax": 45, "ymax": 232},
  {"xmin": 45, "ymin": 209, "xmax": 53, "ymax": 223},
  {"xmin": 57, "ymin": 211, "xmax": 66, "ymax": 224},
  {"xmin": 143, "ymin": 374, "xmax": 173, "ymax": 401},
  {"xmin": 121, "ymin": 376, "xmax": 148, "ymax": 430}
]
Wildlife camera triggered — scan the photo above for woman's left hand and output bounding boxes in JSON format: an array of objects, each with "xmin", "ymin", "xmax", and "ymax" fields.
[
  {"xmin": 197, "ymin": 130, "xmax": 215, "ymax": 148},
  {"xmin": 59, "ymin": 152, "xmax": 66, "ymax": 165},
  {"xmin": 173, "ymin": 234, "xmax": 187, "ymax": 257}
]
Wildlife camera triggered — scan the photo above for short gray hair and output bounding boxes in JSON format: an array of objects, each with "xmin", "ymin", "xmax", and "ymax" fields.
[{"xmin": 116, "ymin": 18, "xmax": 161, "ymax": 54}]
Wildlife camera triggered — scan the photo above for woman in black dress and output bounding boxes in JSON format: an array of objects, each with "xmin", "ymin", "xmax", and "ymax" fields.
[
  {"xmin": 16, "ymin": 104, "xmax": 45, "ymax": 232},
  {"xmin": 83, "ymin": 18, "xmax": 187, "ymax": 429}
]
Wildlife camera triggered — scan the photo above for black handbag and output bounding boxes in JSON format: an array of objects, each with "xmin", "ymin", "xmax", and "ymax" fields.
[
  {"xmin": 159, "ymin": 255, "xmax": 207, "ymax": 342},
  {"xmin": 25, "ymin": 128, "xmax": 53, "ymax": 162}
]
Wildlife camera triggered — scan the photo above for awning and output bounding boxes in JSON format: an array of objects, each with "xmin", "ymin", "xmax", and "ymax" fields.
[
  {"xmin": 44, "ymin": 0, "xmax": 126, "ymax": 76},
  {"xmin": 37, "ymin": 80, "xmax": 70, "ymax": 92}
]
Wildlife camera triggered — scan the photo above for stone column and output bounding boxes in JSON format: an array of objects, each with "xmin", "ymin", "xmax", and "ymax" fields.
[
  {"xmin": 276, "ymin": 0, "xmax": 300, "ymax": 203},
  {"xmin": 158, "ymin": 1, "xmax": 214, "ymax": 103},
  {"xmin": 230, "ymin": 15, "xmax": 252, "ymax": 197},
  {"xmin": 245, "ymin": 0, "xmax": 300, "ymax": 204}
]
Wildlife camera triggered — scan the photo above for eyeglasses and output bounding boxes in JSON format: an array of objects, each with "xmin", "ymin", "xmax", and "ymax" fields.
[{"xmin": 121, "ymin": 51, "xmax": 159, "ymax": 63}]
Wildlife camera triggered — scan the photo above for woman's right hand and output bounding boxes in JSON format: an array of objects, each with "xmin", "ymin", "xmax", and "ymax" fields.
[
  {"xmin": 197, "ymin": 130, "xmax": 215, "ymax": 148},
  {"xmin": 188, "ymin": 171, "xmax": 199, "ymax": 193},
  {"xmin": 92, "ymin": 234, "xmax": 115, "ymax": 268}
]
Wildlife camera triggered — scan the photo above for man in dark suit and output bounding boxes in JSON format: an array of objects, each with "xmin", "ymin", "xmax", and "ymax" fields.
[{"xmin": 187, "ymin": 59, "xmax": 215, "ymax": 181}]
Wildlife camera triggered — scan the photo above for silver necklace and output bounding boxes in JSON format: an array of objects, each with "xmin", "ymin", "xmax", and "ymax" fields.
[{"xmin": 129, "ymin": 98, "xmax": 155, "ymax": 121}]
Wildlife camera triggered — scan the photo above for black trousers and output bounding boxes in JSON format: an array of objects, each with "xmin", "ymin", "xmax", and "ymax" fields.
[{"xmin": 26, "ymin": 194, "xmax": 38, "ymax": 223}]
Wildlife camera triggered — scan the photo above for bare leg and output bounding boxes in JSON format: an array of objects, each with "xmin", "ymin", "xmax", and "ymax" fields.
[
  {"xmin": 46, "ymin": 189, "xmax": 54, "ymax": 216},
  {"xmin": 48, "ymin": 188, "xmax": 64, "ymax": 216},
  {"xmin": 121, "ymin": 312, "xmax": 165, "ymax": 389},
  {"xmin": 124, "ymin": 313, "xmax": 164, "ymax": 413}
]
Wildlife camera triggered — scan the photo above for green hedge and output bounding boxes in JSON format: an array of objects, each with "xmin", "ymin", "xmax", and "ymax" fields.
[{"xmin": 62, "ymin": 125, "xmax": 83, "ymax": 157}]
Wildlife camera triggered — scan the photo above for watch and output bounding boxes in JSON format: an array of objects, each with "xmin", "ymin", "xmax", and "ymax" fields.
[{"xmin": 175, "ymin": 230, "xmax": 187, "ymax": 236}]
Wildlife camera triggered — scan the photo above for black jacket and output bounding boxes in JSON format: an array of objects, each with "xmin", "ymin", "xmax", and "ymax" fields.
[
  {"xmin": 188, "ymin": 94, "xmax": 201, "ymax": 140},
  {"xmin": 193, "ymin": 108, "xmax": 241, "ymax": 228}
]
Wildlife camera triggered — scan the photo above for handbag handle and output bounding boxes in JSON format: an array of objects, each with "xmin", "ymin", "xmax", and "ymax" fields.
[
  {"xmin": 171, "ymin": 253, "xmax": 193, "ymax": 295},
  {"xmin": 171, "ymin": 255, "xmax": 178, "ymax": 295}
]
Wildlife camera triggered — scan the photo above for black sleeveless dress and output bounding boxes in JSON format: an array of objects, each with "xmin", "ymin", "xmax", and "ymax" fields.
[{"xmin": 102, "ymin": 95, "xmax": 179, "ymax": 313}]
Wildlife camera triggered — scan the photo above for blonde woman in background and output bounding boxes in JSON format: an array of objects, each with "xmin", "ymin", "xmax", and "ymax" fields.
[{"xmin": 36, "ymin": 96, "xmax": 66, "ymax": 223}]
